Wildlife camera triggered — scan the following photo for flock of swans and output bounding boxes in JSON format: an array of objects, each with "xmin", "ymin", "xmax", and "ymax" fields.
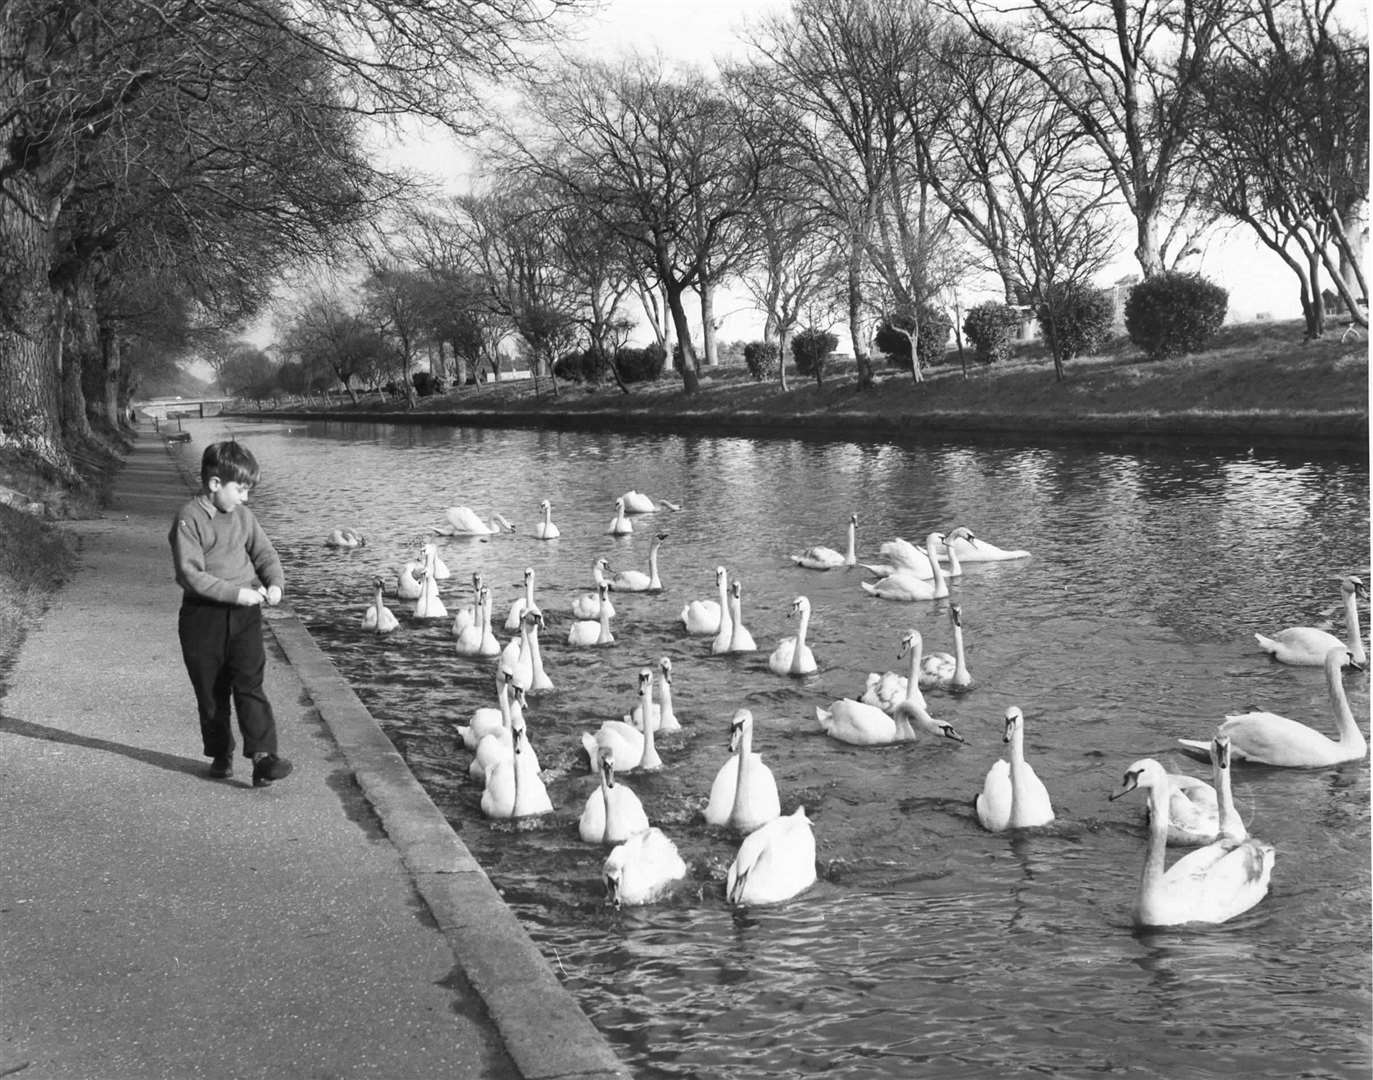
[{"xmin": 345, "ymin": 495, "xmax": 1368, "ymax": 927}]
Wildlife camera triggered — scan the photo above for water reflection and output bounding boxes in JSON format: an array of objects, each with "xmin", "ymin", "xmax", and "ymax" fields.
[{"xmin": 204, "ymin": 417, "xmax": 1369, "ymax": 1079}]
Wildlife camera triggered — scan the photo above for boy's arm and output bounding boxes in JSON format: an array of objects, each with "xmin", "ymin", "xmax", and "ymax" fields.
[
  {"xmin": 244, "ymin": 511, "xmax": 285, "ymax": 602},
  {"xmin": 170, "ymin": 513, "xmax": 261, "ymax": 605}
]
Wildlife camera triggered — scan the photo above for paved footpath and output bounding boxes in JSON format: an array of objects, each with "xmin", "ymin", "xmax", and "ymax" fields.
[{"xmin": 0, "ymin": 429, "xmax": 630, "ymax": 1080}]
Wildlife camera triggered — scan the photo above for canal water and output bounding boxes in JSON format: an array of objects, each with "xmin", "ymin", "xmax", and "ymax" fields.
[{"xmin": 194, "ymin": 417, "xmax": 1368, "ymax": 1079}]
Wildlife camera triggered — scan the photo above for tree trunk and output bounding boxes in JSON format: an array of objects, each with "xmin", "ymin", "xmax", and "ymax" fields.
[
  {"xmin": 778, "ymin": 328, "xmax": 790, "ymax": 392},
  {"xmin": 101, "ymin": 326, "xmax": 123, "ymax": 428},
  {"xmin": 699, "ymin": 281, "xmax": 718, "ymax": 368},
  {"xmin": 665, "ymin": 282, "xmax": 700, "ymax": 394},
  {"xmin": 1134, "ymin": 210, "xmax": 1164, "ymax": 279},
  {"xmin": 846, "ymin": 244, "xmax": 874, "ymax": 388}
]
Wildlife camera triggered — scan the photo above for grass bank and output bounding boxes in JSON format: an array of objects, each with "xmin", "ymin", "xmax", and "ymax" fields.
[{"xmin": 245, "ymin": 319, "xmax": 1369, "ymax": 448}]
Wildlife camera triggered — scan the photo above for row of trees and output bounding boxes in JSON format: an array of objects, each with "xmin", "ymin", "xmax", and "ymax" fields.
[{"xmin": 1, "ymin": 0, "xmax": 1365, "ymax": 481}]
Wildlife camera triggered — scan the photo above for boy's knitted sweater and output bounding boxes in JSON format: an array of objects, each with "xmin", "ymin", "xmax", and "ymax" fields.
[{"xmin": 170, "ymin": 495, "xmax": 284, "ymax": 604}]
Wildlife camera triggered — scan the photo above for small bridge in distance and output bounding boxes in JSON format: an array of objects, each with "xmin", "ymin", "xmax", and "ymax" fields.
[{"xmin": 133, "ymin": 397, "xmax": 232, "ymax": 421}]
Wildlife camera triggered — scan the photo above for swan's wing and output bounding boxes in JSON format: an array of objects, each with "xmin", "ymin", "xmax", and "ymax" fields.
[
  {"xmin": 726, "ymin": 813, "xmax": 816, "ymax": 905},
  {"xmin": 816, "ymin": 700, "xmax": 896, "ymax": 745},
  {"xmin": 704, "ymin": 756, "xmax": 737, "ymax": 826},
  {"xmin": 975, "ymin": 759, "xmax": 1012, "ymax": 831},
  {"xmin": 1218, "ymin": 711, "xmax": 1331, "ymax": 764}
]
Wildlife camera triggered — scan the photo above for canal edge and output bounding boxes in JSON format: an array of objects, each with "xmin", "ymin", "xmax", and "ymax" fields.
[{"xmin": 263, "ymin": 608, "xmax": 632, "ymax": 1080}]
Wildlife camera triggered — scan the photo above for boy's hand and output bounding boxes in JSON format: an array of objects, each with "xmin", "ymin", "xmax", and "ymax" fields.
[
  {"xmin": 265, "ymin": 585, "xmax": 282, "ymax": 606},
  {"xmin": 237, "ymin": 587, "xmax": 265, "ymax": 606}
]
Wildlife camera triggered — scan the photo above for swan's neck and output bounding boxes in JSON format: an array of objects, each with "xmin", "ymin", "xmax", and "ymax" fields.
[
  {"xmin": 1344, "ymin": 591, "xmax": 1366, "ymax": 663},
  {"xmin": 1215, "ymin": 759, "xmax": 1244, "ymax": 840},
  {"xmin": 525, "ymin": 576, "xmax": 535, "ymax": 606},
  {"xmin": 639, "ymin": 686, "xmax": 660, "ymax": 767},
  {"xmin": 730, "ymin": 731, "xmax": 753, "ymax": 820},
  {"xmin": 649, "ymin": 547, "xmax": 661, "ymax": 587},
  {"xmin": 953, "ymin": 625, "xmax": 968, "ymax": 679},
  {"xmin": 1007, "ymin": 727, "xmax": 1029, "ymax": 821},
  {"xmin": 374, "ymin": 585, "xmax": 384, "ymax": 610},
  {"xmin": 946, "ymin": 544, "xmax": 962, "ymax": 576},
  {"xmin": 893, "ymin": 710, "xmax": 917, "ymax": 740},
  {"xmin": 845, "ymin": 522, "xmax": 856, "ymax": 564},
  {"xmin": 659, "ymin": 677, "xmax": 673, "ymax": 716},
  {"xmin": 600, "ymin": 770, "xmax": 614, "ymax": 844},
  {"xmin": 1138, "ymin": 783, "xmax": 1171, "ymax": 898},
  {"xmin": 1327, "ymin": 657, "xmax": 1367, "ymax": 751}
]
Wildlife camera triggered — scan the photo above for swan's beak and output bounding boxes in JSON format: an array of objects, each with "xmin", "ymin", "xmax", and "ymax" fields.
[
  {"xmin": 603, "ymin": 874, "xmax": 621, "ymax": 907},
  {"xmin": 1349, "ymin": 656, "xmax": 1367, "ymax": 671},
  {"xmin": 941, "ymin": 723, "xmax": 966, "ymax": 744},
  {"xmin": 1108, "ymin": 773, "xmax": 1140, "ymax": 801}
]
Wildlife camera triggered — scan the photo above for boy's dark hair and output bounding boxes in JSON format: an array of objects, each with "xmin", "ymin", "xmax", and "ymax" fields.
[{"xmin": 200, "ymin": 441, "xmax": 261, "ymax": 487}]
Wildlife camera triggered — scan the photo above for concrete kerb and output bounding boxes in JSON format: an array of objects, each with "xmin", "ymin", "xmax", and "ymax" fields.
[{"xmin": 263, "ymin": 612, "xmax": 631, "ymax": 1080}]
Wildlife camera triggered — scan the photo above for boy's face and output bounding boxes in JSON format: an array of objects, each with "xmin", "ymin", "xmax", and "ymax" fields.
[{"xmin": 206, "ymin": 476, "xmax": 251, "ymax": 514}]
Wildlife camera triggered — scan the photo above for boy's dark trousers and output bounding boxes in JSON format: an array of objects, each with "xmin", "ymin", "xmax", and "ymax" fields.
[{"xmin": 177, "ymin": 598, "xmax": 278, "ymax": 759}]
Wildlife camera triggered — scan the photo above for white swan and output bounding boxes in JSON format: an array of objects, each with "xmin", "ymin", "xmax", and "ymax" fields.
[
  {"xmin": 1108, "ymin": 753, "xmax": 1275, "ymax": 928},
  {"xmin": 938, "ymin": 526, "xmax": 1029, "ymax": 562},
  {"xmin": 725, "ymin": 806, "xmax": 817, "ymax": 907},
  {"xmin": 860, "ymin": 533, "xmax": 950, "ymax": 602},
  {"xmin": 1157, "ymin": 769, "xmax": 1221, "ymax": 847},
  {"xmin": 860, "ymin": 535, "xmax": 932, "ymax": 578},
  {"xmin": 625, "ymin": 656, "xmax": 681, "ymax": 733},
  {"xmin": 533, "ymin": 499, "xmax": 561, "ymax": 540},
  {"xmin": 725, "ymin": 579, "xmax": 756, "ymax": 653},
  {"xmin": 502, "ymin": 610, "xmax": 553, "ymax": 692},
  {"xmin": 413, "ymin": 546, "xmax": 447, "ymax": 619},
  {"xmin": 421, "ymin": 541, "xmax": 451, "ymax": 580},
  {"xmin": 607, "ymin": 497, "xmax": 633, "ymax": 536},
  {"xmin": 974, "ymin": 706, "xmax": 1055, "ymax": 831},
  {"xmin": 451, "ymin": 571, "xmax": 484, "ymax": 638},
  {"xmin": 504, "ymin": 566, "xmax": 541, "ymax": 631},
  {"xmin": 920, "ymin": 602, "xmax": 973, "ymax": 690},
  {"xmin": 704, "ymin": 708, "xmax": 781, "ymax": 833},
  {"xmin": 480, "ymin": 713, "xmax": 552, "ymax": 820},
  {"xmin": 791, "ymin": 513, "xmax": 857, "ymax": 570},
  {"xmin": 619, "ymin": 490, "xmax": 657, "ymax": 514},
  {"xmin": 361, "ymin": 576, "xmax": 399, "ymax": 634},
  {"xmin": 860, "ymin": 629, "xmax": 930, "ymax": 713},
  {"xmin": 568, "ymin": 584, "xmax": 615, "ymax": 646},
  {"xmin": 1255, "ymin": 576, "xmax": 1367, "ymax": 666},
  {"xmin": 456, "ymin": 587, "xmax": 502, "ymax": 658},
  {"xmin": 396, "ymin": 559, "xmax": 423, "ymax": 601},
  {"xmin": 602, "ymin": 828, "xmax": 687, "ymax": 907},
  {"xmin": 683, "ymin": 565, "xmax": 727, "ymax": 636},
  {"xmin": 441, "ymin": 505, "xmax": 515, "ymax": 536},
  {"xmin": 456, "ymin": 670, "xmax": 512, "ymax": 751},
  {"xmin": 470, "ymin": 686, "xmax": 541, "ymax": 782},
  {"xmin": 571, "ymin": 558, "xmax": 617, "ymax": 620},
  {"xmin": 325, "ymin": 527, "xmax": 365, "ymax": 549},
  {"xmin": 1177, "ymin": 646, "xmax": 1367, "ymax": 766},
  {"xmin": 613, "ymin": 533, "xmax": 666, "ymax": 592},
  {"xmin": 768, "ymin": 596, "xmax": 818, "ymax": 675},
  {"xmin": 816, "ymin": 698, "xmax": 966, "ymax": 747},
  {"xmin": 581, "ymin": 668, "xmax": 663, "ymax": 774},
  {"xmin": 579, "ymin": 751, "xmax": 651, "ymax": 844}
]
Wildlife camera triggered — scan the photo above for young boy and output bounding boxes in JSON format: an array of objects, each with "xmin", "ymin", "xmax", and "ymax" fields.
[{"xmin": 169, "ymin": 440, "xmax": 293, "ymax": 787}]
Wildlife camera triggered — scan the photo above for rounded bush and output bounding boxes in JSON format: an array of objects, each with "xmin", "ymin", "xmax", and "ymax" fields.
[
  {"xmin": 1124, "ymin": 271, "xmax": 1229, "ymax": 360},
  {"xmin": 616, "ymin": 344, "xmax": 667, "ymax": 384},
  {"xmin": 963, "ymin": 302, "xmax": 1021, "ymax": 364},
  {"xmin": 876, "ymin": 305, "xmax": 953, "ymax": 370},
  {"xmin": 743, "ymin": 340, "xmax": 780, "ymax": 381},
  {"xmin": 791, "ymin": 327, "xmax": 838, "ymax": 379},
  {"xmin": 1036, "ymin": 283, "xmax": 1114, "ymax": 361}
]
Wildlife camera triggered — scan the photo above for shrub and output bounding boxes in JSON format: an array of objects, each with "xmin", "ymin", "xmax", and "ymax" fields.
[
  {"xmin": 1035, "ymin": 282, "xmax": 1114, "ymax": 362},
  {"xmin": 875, "ymin": 304, "xmax": 953, "ymax": 371},
  {"xmin": 411, "ymin": 371, "xmax": 444, "ymax": 397},
  {"xmin": 963, "ymin": 302, "xmax": 1021, "ymax": 365},
  {"xmin": 742, "ymin": 340, "xmax": 780, "ymax": 381},
  {"xmin": 616, "ymin": 344, "xmax": 667, "ymax": 384},
  {"xmin": 792, "ymin": 327, "xmax": 838, "ymax": 383},
  {"xmin": 1124, "ymin": 271, "xmax": 1229, "ymax": 360},
  {"xmin": 552, "ymin": 350, "xmax": 586, "ymax": 382}
]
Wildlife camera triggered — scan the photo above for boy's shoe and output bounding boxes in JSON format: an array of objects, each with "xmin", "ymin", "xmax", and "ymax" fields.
[
  {"xmin": 252, "ymin": 753, "xmax": 293, "ymax": 787},
  {"xmin": 208, "ymin": 754, "xmax": 234, "ymax": 779}
]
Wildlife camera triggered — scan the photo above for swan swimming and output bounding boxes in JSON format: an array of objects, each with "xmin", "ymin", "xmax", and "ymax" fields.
[
  {"xmin": 624, "ymin": 656, "xmax": 681, "ymax": 733},
  {"xmin": 581, "ymin": 668, "xmax": 663, "ymax": 774},
  {"xmin": 1157, "ymin": 768, "xmax": 1222, "ymax": 847},
  {"xmin": 455, "ymin": 587, "xmax": 501, "ymax": 657},
  {"xmin": 613, "ymin": 533, "xmax": 666, "ymax": 592},
  {"xmin": 619, "ymin": 490, "xmax": 657, "ymax": 514},
  {"xmin": 440, "ymin": 505, "xmax": 515, "ymax": 536},
  {"xmin": 816, "ymin": 697, "xmax": 966, "ymax": 747},
  {"xmin": 325, "ymin": 527, "xmax": 365, "ymax": 549},
  {"xmin": 974, "ymin": 706, "xmax": 1055, "ymax": 831},
  {"xmin": 937, "ymin": 526, "xmax": 1030, "ymax": 562},
  {"xmin": 607, "ymin": 497, "xmax": 634, "ymax": 536},
  {"xmin": 456, "ymin": 670, "xmax": 513, "ymax": 751},
  {"xmin": 412, "ymin": 546, "xmax": 447, "ymax": 619},
  {"xmin": 791, "ymin": 513, "xmax": 857, "ymax": 570},
  {"xmin": 725, "ymin": 806, "xmax": 817, "ymax": 907},
  {"xmin": 1108, "ymin": 747, "xmax": 1275, "ymax": 928},
  {"xmin": 768, "ymin": 596, "xmax": 818, "ymax": 675},
  {"xmin": 1254, "ymin": 576, "xmax": 1367, "ymax": 666},
  {"xmin": 451, "ymin": 571, "xmax": 484, "ymax": 638},
  {"xmin": 1177, "ymin": 646, "xmax": 1367, "ymax": 767},
  {"xmin": 860, "ymin": 629, "xmax": 930, "ymax": 713},
  {"xmin": 361, "ymin": 576, "xmax": 399, "ymax": 634},
  {"xmin": 920, "ymin": 602, "xmax": 973, "ymax": 691},
  {"xmin": 704, "ymin": 708, "xmax": 782, "ymax": 833},
  {"xmin": 602, "ymin": 828, "xmax": 688, "ymax": 907},
  {"xmin": 480, "ymin": 714, "xmax": 553, "ymax": 820},
  {"xmin": 579, "ymin": 750, "xmax": 651, "ymax": 844},
  {"xmin": 571, "ymin": 558, "xmax": 617, "ymax": 620},
  {"xmin": 420, "ymin": 541, "xmax": 450, "ymax": 580},
  {"xmin": 567, "ymin": 584, "xmax": 615, "ymax": 646},
  {"xmin": 504, "ymin": 566, "xmax": 542, "ymax": 630},
  {"xmin": 502, "ymin": 610, "xmax": 554, "ymax": 692},
  {"xmin": 470, "ymin": 686, "xmax": 541, "ymax": 782},
  {"xmin": 396, "ymin": 559, "xmax": 423, "ymax": 601},
  {"xmin": 860, "ymin": 533, "xmax": 950, "ymax": 601},
  {"xmin": 682, "ymin": 565, "xmax": 727, "ymax": 636},
  {"xmin": 533, "ymin": 499, "xmax": 561, "ymax": 540},
  {"xmin": 725, "ymin": 579, "xmax": 756, "ymax": 653}
]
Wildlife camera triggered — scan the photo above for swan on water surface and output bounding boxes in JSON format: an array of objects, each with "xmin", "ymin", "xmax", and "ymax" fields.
[
  {"xmin": 567, "ymin": 583, "xmax": 615, "ymax": 646},
  {"xmin": 451, "ymin": 571, "xmax": 484, "ymax": 638},
  {"xmin": 937, "ymin": 526, "xmax": 1030, "ymax": 562},
  {"xmin": 533, "ymin": 499, "xmax": 561, "ymax": 540},
  {"xmin": 361, "ymin": 576, "xmax": 399, "ymax": 634},
  {"xmin": 624, "ymin": 656, "xmax": 681, "ymax": 733},
  {"xmin": 456, "ymin": 670, "xmax": 513, "ymax": 751},
  {"xmin": 581, "ymin": 668, "xmax": 663, "ymax": 774},
  {"xmin": 920, "ymin": 603, "xmax": 973, "ymax": 691},
  {"xmin": 683, "ymin": 565, "xmax": 727, "ymax": 636},
  {"xmin": 504, "ymin": 566, "xmax": 542, "ymax": 630},
  {"xmin": 1156, "ymin": 768, "xmax": 1222, "ymax": 847},
  {"xmin": 619, "ymin": 490, "xmax": 657, "ymax": 514},
  {"xmin": 579, "ymin": 750, "xmax": 651, "ymax": 844},
  {"xmin": 480, "ymin": 713, "xmax": 553, "ymax": 820},
  {"xmin": 455, "ymin": 587, "xmax": 501, "ymax": 657},
  {"xmin": 791, "ymin": 513, "xmax": 857, "ymax": 570},
  {"xmin": 325, "ymin": 527, "xmax": 365, "ymax": 549},
  {"xmin": 768, "ymin": 596, "xmax": 818, "ymax": 675},
  {"xmin": 571, "ymin": 558, "xmax": 617, "ymax": 620},
  {"xmin": 470, "ymin": 685, "xmax": 541, "ymax": 782},
  {"xmin": 613, "ymin": 533, "xmax": 666, "ymax": 592},
  {"xmin": 412, "ymin": 545, "xmax": 447, "ymax": 619},
  {"xmin": 603, "ymin": 828, "xmax": 687, "ymax": 907},
  {"xmin": 1255, "ymin": 576, "xmax": 1367, "ymax": 666},
  {"xmin": 502, "ymin": 610, "xmax": 554, "ymax": 692},
  {"xmin": 725, "ymin": 806, "xmax": 817, "ymax": 907},
  {"xmin": 420, "ymin": 541, "xmax": 450, "ymax": 580},
  {"xmin": 817, "ymin": 697, "xmax": 966, "ymax": 747},
  {"xmin": 974, "ymin": 706, "xmax": 1055, "ymax": 831},
  {"xmin": 1177, "ymin": 646, "xmax": 1367, "ymax": 766},
  {"xmin": 860, "ymin": 533, "xmax": 951, "ymax": 601},
  {"xmin": 1108, "ymin": 745, "xmax": 1275, "ymax": 928},
  {"xmin": 607, "ymin": 497, "xmax": 634, "ymax": 536},
  {"xmin": 439, "ymin": 505, "xmax": 515, "ymax": 536},
  {"xmin": 704, "ymin": 708, "xmax": 781, "ymax": 833},
  {"xmin": 725, "ymin": 579, "xmax": 757, "ymax": 653},
  {"xmin": 860, "ymin": 629, "xmax": 930, "ymax": 714},
  {"xmin": 396, "ymin": 559, "xmax": 423, "ymax": 601}
]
